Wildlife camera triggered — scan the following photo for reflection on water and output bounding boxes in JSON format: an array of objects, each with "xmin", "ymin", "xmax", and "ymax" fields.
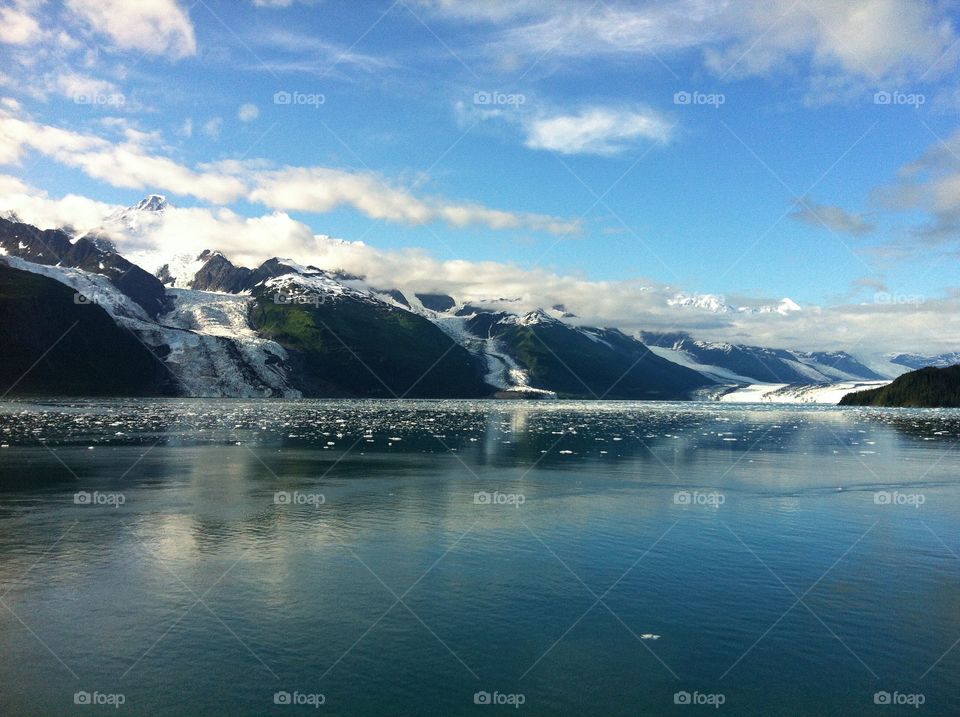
[{"xmin": 0, "ymin": 400, "xmax": 959, "ymax": 716}]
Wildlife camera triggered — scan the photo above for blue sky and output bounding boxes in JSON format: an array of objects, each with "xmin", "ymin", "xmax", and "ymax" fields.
[{"xmin": 2, "ymin": 0, "xmax": 960, "ymax": 352}]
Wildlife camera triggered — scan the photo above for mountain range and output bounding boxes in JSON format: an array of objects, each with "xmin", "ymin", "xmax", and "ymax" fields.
[{"xmin": 0, "ymin": 195, "xmax": 955, "ymax": 401}]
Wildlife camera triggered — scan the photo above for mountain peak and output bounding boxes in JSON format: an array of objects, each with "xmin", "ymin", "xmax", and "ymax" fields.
[{"xmin": 133, "ymin": 194, "xmax": 168, "ymax": 212}]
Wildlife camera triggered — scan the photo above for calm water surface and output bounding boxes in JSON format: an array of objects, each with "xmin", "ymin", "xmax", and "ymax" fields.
[{"xmin": 0, "ymin": 399, "xmax": 958, "ymax": 716}]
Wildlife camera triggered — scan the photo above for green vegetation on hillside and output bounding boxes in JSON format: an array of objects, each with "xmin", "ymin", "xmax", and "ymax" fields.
[
  {"xmin": 839, "ymin": 365, "xmax": 960, "ymax": 407},
  {"xmin": 250, "ymin": 295, "xmax": 491, "ymax": 398}
]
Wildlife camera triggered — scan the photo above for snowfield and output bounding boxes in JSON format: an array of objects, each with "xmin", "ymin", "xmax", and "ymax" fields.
[
  {"xmin": 3, "ymin": 256, "xmax": 300, "ymax": 398},
  {"xmin": 704, "ymin": 381, "xmax": 891, "ymax": 404}
]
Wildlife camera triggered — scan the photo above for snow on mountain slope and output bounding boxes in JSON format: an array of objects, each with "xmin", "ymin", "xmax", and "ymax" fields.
[
  {"xmin": 645, "ymin": 344, "xmax": 756, "ymax": 384},
  {"xmin": 668, "ymin": 293, "xmax": 802, "ymax": 315},
  {"xmin": 263, "ymin": 271, "xmax": 368, "ymax": 304},
  {"xmin": 668, "ymin": 293, "xmax": 733, "ymax": 313},
  {"xmin": 888, "ymin": 352, "xmax": 960, "ymax": 371},
  {"xmin": 4, "ymin": 255, "xmax": 299, "ymax": 397},
  {"xmin": 156, "ymin": 253, "xmax": 207, "ymax": 288},
  {"xmin": 81, "ymin": 194, "xmax": 170, "ymax": 275},
  {"xmin": 706, "ymin": 381, "xmax": 891, "ymax": 404},
  {"xmin": 402, "ymin": 300, "xmax": 554, "ymax": 395},
  {"xmin": 159, "ymin": 289, "xmax": 300, "ymax": 397},
  {"xmin": 2, "ymin": 255, "xmax": 153, "ymax": 323}
]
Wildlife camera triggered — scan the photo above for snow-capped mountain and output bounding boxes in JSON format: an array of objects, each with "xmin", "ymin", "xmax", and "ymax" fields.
[
  {"xmin": 668, "ymin": 293, "xmax": 802, "ymax": 315},
  {"xmin": 889, "ymin": 352, "xmax": 960, "ymax": 370},
  {"xmin": 100, "ymin": 193, "xmax": 168, "ymax": 228},
  {"xmin": 1, "ymin": 195, "xmax": 954, "ymax": 401},
  {"xmin": 640, "ymin": 332, "xmax": 888, "ymax": 385}
]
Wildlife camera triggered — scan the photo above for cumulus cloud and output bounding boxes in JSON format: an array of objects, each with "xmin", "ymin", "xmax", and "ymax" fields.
[
  {"xmin": 0, "ymin": 104, "xmax": 579, "ymax": 235},
  {"xmin": 238, "ymin": 103, "xmax": 260, "ymax": 122},
  {"xmin": 0, "ymin": 175, "xmax": 117, "ymax": 230},
  {"xmin": 789, "ymin": 199, "xmax": 875, "ymax": 236},
  {"xmin": 66, "ymin": 0, "xmax": 197, "ymax": 58},
  {"xmin": 202, "ymin": 117, "xmax": 223, "ymax": 139},
  {"xmin": 248, "ymin": 166, "xmax": 582, "ymax": 233},
  {"xmin": 49, "ymin": 71, "xmax": 122, "ymax": 103},
  {"xmin": 0, "ymin": 5, "xmax": 41, "ymax": 45},
  {"xmin": 3, "ymin": 178, "xmax": 958, "ymax": 356},
  {"xmin": 524, "ymin": 107, "xmax": 673, "ymax": 155}
]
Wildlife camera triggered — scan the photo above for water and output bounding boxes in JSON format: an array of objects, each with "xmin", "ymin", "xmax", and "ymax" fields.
[{"xmin": 0, "ymin": 399, "xmax": 958, "ymax": 716}]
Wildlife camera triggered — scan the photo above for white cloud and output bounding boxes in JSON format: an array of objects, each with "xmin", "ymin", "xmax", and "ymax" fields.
[
  {"xmin": 179, "ymin": 118, "xmax": 193, "ymax": 138},
  {"xmin": 524, "ymin": 107, "xmax": 673, "ymax": 155},
  {"xmin": 248, "ymin": 28, "xmax": 394, "ymax": 77},
  {"xmin": 877, "ymin": 129, "xmax": 960, "ymax": 242},
  {"xmin": 0, "ymin": 104, "xmax": 579, "ymax": 234},
  {"xmin": 66, "ymin": 0, "xmax": 197, "ymax": 59},
  {"xmin": 0, "ymin": 5, "xmax": 41, "ymax": 45},
  {"xmin": 419, "ymin": 0, "xmax": 958, "ymax": 91},
  {"xmin": 3, "ymin": 178, "xmax": 959, "ymax": 356},
  {"xmin": 705, "ymin": 0, "xmax": 958, "ymax": 82},
  {"xmin": 49, "ymin": 71, "xmax": 122, "ymax": 103},
  {"xmin": 237, "ymin": 103, "xmax": 260, "ymax": 122},
  {"xmin": 202, "ymin": 117, "xmax": 223, "ymax": 139},
  {"xmin": 248, "ymin": 166, "xmax": 581, "ymax": 233},
  {"xmin": 789, "ymin": 199, "xmax": 875, "ymax": 236},
  {"xmin": 0, "ymin": 175, "xmax": 117, "ymax": 230}
]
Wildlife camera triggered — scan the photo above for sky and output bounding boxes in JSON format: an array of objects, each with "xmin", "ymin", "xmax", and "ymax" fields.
[{"xmin": 2, "ymin": 0, "xmax": 960, "ymax": 356}]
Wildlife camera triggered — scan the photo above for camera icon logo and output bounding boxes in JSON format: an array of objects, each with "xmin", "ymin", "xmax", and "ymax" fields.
[
  {"xmin": 274, "ymin": 91, "xmax": 292, "ymax": 105},
  {"xmin": 674, "ymin": 91, "xmax": 691, "ymax": 105},
  {"xmin": 474, "ymin": 691, "xmax": 492, "ymax": 704},
  {"xmin": 274, "ymin": 491, "xmax": 292, "ymax": 505},
  {"xmin": 473, "ymin": 491, "xmax": 492, "ymax": 505},
  {"xmin": 74, "ymin": 491, "xmax": 92, "ymax": 505},
  {"xmin": 674, "ymin": 691, "xmax": 692, "ymax": 704},
  {"xmin": 674, "ymin": 491, "xmax": 691, "ymax": 505},
  {"xmin": 874, "ymin": 91, "xmax": 892, "ymax": 105},
  {"xmin": 874, "ymin": 491, "xmax": 891, "ymax": 505},
  {"xmin": 74, "ymin": 691, "xmax": 91, "ymax": 705},
  {"xmin": 874, "ymin": 691, "xmax": 891, "ymax": 705},
  {"xmin": 473, "ymin": 91, "xmax": 492, "ymax": 105},
  {"xmin": 274, "ymin": 691, "xmax": 292, "ymax": 705}
]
